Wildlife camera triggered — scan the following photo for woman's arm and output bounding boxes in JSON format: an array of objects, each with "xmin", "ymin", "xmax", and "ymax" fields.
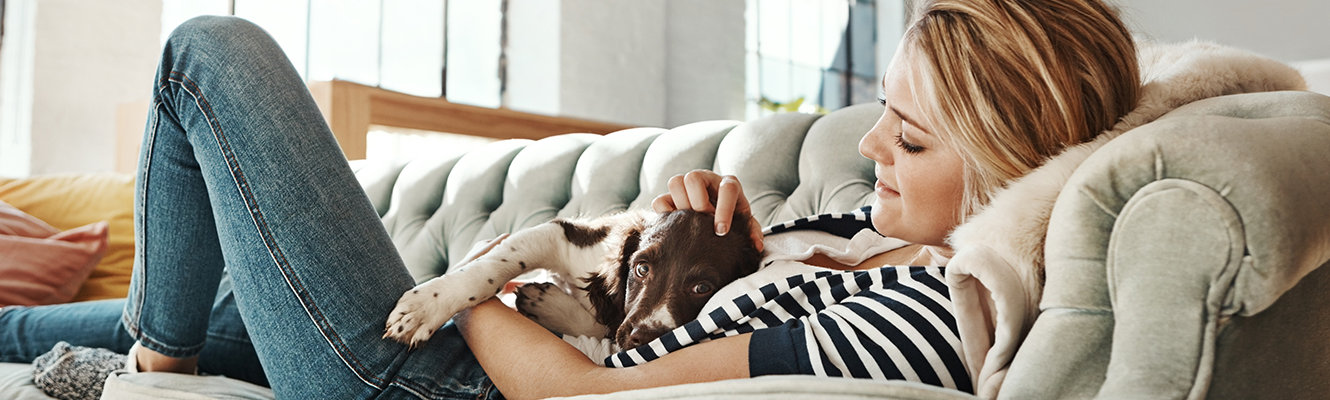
[{"xmin": 456, "ymin": 298, "xmax": 751, "ymax": 400}]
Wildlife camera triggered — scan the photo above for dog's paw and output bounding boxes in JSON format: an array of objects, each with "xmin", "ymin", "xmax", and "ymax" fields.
[
  {"xmin": 516, "ymin": 282, "xmax": 608, "ymax": 338},
  {"xmin": 384, "ymin": 277, "xmax": 483, "ymax": 347}
]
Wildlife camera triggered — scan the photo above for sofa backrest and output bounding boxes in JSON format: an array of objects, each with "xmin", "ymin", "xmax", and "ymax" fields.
[{"xmin": 353, "ymin": 103, "xmax": 882, "ymax": 282}]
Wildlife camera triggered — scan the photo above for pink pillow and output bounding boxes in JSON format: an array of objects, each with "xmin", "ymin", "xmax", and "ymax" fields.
[{"xmin": 0, "ymin": 200, "xmax": 108, "ymax": 306}]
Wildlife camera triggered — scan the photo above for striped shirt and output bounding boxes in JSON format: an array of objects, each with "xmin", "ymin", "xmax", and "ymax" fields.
[{"xmin": 603, "ymin": 207, "xmax": 972, "ymax": 393}]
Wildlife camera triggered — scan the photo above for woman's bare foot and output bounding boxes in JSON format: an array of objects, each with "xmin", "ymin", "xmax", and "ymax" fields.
[{"xmin": 132, "ymin": 343, "xmax": 199, "ymax": 374}]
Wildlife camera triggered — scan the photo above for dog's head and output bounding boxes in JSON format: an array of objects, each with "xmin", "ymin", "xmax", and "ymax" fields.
[{"xmin": 585, "ymin": 209, "xmax": 762, "ymax": 350}]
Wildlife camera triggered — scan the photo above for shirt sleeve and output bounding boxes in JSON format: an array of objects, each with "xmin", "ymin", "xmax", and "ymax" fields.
[
  {"xmin": 745, "ymin": 267, "xmax": 973, "ymax": 393},
  {"xmin": 749, "ymin": 319, "xmax": 811, "ymax": 376}
]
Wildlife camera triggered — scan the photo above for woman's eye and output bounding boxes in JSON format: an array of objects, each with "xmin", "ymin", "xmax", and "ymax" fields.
[
  {"xmin": 692, "ymin": 282, "xmax": 713, "ymax": 294},
  {"xmin": 894, "ymin": 133, "xmax": 925, "ymax": 154},
  {"xmin": 634, "ymin": 263, "xmax": 650, "ymax": 278}
]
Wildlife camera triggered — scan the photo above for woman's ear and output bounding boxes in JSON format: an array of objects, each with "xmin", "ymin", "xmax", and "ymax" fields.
[{"xmin": 583, "ymin": 227, "xmax": 641, "ymax": 330}]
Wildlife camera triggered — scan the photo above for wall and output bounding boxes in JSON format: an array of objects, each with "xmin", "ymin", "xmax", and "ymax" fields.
[
  {"xmin": 1111, "ymin": 0, "xmax": 1330, "ymax": 62},
  {"xmin": 665, "ymin": 0, "xmax": 746, "ymax": 126},
  {"xmin": 0, "ymin": 0, "xmax": 161, "ymax": 177},
  {"xmin": 558, "ymin": 0, "xmax": 668, "ymax": 127},
  {"xmin": 508, "ymin": 0, "xmax": 746, "ymax": 128}
]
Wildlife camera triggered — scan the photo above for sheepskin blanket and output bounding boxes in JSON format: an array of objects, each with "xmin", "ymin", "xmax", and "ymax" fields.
[{"xmin": 943, "ymin": 41, "xmax": 1308, "ymax": 399}]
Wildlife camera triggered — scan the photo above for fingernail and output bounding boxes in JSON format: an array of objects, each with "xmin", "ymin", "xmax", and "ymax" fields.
[{"xmin": 716, "ymin": 223, "xmax": 728, "ymax": 236}]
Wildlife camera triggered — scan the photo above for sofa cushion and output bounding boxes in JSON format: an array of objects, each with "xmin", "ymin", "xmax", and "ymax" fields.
[
  {"xmin": 0, "ymin": 173, "xmax": 136, "ymax": 301},
  {"xmin": 0, "ymin": 201, "xmax": 108, "ymax": 306}
]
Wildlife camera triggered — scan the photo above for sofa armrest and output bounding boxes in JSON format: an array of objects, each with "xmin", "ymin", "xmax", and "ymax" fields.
[{"xmin": 1001, "ymin": 91, "xmax": 1330, "ymax": 399}]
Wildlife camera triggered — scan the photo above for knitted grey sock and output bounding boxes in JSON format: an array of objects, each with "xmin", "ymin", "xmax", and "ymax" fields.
[{"xmin": 31, "ymin": 341, "xmax": 126, "ymax": 400}]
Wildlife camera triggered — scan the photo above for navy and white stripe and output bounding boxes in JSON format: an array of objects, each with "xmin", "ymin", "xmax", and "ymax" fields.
[
  {"xmin": 762, "ymin": 206, "xmax": 875, "ymax": 239},
  {"xmin": 603, "ymin": 207, "xmax": 972, "ymax": 393}
]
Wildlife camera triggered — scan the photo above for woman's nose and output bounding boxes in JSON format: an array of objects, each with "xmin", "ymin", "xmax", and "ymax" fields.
[{"xmin": 859, "ymin": 124, "xmax": 894, "ymax": 165}]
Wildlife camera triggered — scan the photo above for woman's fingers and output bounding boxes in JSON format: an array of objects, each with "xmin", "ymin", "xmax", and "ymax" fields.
[
  {"xmin": 665, "ymin": 173, "xmax": 692, "ymax": 212},
  {"xmin": 657, "ymin": 170, "xmax": 764, "ymax": 251},
  {"xmin": 651, "ymin": 193, "xmax": 678, "ymax": 213},
  {"xmin": 683, "ymin": 171, "xmax": 720, "ymax": 214},
  {"xmin": 712, "ymin": 175, "xmax": 744, "ymax": 235}
]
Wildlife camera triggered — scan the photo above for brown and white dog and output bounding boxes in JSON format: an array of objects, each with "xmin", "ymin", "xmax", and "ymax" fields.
[{"xmin": 384, "ymin": 209, "xmax": 762, "ymax": 352}]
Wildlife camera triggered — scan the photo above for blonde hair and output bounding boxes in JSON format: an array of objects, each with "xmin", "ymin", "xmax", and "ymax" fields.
[{"xmin": 903, "ymin": 0, "xmax": 1140, "ymax": 219}]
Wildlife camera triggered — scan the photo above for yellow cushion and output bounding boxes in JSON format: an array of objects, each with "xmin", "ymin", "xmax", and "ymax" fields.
[{"xmin": 0, "ymin": 173, "xmax": 135, "ymax": 302}]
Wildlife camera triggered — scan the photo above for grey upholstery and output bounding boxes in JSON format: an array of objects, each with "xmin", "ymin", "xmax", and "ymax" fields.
[
  {"xmin": 1002, "ymin": 91, "xmax": 1330, "ymax": 400},
  {"xmin": 354, "ymin": 104, "xmax": 881, "ymax": 282}
]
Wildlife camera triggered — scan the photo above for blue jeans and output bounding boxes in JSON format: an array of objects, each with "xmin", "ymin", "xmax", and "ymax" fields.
[
  {"xmin": 0, "ymin": 276, "xmax": 268, "ymax": 386},
  {"xmin": 0, "ymin": 16, "xmax": 497, "ymax": 400}
]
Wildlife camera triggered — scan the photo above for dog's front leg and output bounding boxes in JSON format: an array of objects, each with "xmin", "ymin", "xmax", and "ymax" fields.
[
  {"xmin": 516, "ymin": 282, "xmax": 609, "ymax": 338},
  {"xmin": 384, "ymin": 222, "xmax": 603, "ymax": 347}
]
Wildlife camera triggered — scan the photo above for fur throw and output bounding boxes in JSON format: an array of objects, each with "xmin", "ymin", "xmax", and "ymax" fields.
[{"xmin": 944, "ymin": 40, "xmax": 1307, "ymax": 398}]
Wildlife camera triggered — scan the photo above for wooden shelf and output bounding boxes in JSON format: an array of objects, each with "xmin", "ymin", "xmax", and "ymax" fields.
[{"xmin": 307, "ymin": 80, "xmax": 636, "ymax": 160}]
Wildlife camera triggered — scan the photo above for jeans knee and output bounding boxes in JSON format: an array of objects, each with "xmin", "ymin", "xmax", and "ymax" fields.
[{"xmin": 164, "ymin": 16, "xmax": 282, "ymax": 62}]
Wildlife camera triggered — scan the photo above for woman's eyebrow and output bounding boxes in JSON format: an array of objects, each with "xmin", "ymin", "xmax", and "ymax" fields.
[{"xmin": 891, "ymin": 106, "xmax": 931, "ymax": 135}]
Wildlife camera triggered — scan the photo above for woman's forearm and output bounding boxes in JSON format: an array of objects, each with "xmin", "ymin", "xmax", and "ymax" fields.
[
  {"xmin": 456, "ymin": 299, "xmax": 750, "ymax": 400},
  {"xmin": 456, "ymin": 299, "xmax": 608, "ymax": 399}
]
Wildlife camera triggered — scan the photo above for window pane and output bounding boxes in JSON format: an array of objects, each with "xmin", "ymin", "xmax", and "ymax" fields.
[
  {"xmin": 757, "ymin": 0, "xmax": 790, "ymax": 60},
  {"xmin": 759, "ymin": 57, "xmax": 791, "ymax": 103},
  {"xmin": 791, "ymin": 63, "xmax": 822, "ymax": 109},
  {"xmin": 790, "ymin": 0, "xmax": 820, "ymax": 67},
  {"xmin": 307, "ymin": 0, "xmax": 382, "ymax": 86},
  {"xmin": 161, "ymin": 0, "xmax": 230, "ymax": 46},
  {"xmin": 381, "ymin": 0, "xmax": 443, "ymax": 97},
  {"xmin": 445, "ymin": 0, "xmax": 501, "ymax": 108},
  {"xmin": 849, "ymin": 73, "xmax": 877, "ymax": 106},
  {"xmin": 234, "ymin": 0, "xmax": 309, "ymax": 78},
  {"xmin": 820, "ymin": 0, "xmax": 848, "ymax": 70},
  {"xmin": 821, "ymin": 68, "xmax": 847, "ymax": 110},
  {"xmin": 850, "ymin": 0, "xmax": 876, "ymax": 78}
]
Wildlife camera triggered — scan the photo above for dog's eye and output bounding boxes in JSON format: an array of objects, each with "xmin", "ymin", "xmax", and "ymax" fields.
[
  {"xmin": 634, "ymin": 263, "xmax": 650, "ymax": 278},
  {"xmin": 692, "ymin": 282, "xmax": 713, "ymax": 294}
]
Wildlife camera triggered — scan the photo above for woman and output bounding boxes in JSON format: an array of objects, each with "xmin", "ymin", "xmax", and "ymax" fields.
[{"xmin": 0, "ymin": 0, "xmax": 1139, "ymax": 398}]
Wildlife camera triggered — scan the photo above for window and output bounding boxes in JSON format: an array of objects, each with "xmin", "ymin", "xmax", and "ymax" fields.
[
  {"xmin": 164, "ymin": 0, "xmax": 455, "ymax": 101},
  {"xmin": 746, "ymin": 0, "xmax": 895, "ymax": 119}
]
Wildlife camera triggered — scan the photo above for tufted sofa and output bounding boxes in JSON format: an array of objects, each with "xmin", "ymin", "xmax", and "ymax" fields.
[
  {"xmin": 4, "ymin": 90, "xmax": 1330, "ymax": 399},
  {"xmin": 352, "ymin": 104, "xmax": 882, "ymax": 284},
  {"xmin": 354, "ymin": 90, "xmax": 1330, "ymax": 400}
]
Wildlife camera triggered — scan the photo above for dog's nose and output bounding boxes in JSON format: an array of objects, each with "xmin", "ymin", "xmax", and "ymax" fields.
[{"xmin": 625, "ymin": 327, "xmax": 661, "ymax": 349}]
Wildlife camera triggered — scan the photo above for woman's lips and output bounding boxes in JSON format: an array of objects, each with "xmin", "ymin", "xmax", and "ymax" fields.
[{"xmin": 875, "ymin": 180, "xmax": 900, "ymax": 198}]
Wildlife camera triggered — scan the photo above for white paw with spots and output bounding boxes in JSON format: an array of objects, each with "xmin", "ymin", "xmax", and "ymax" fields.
[
  {"xmin": 384, "ymin": 266, "xmax": 497, "ymax": 347},
  {"xmin": 516, "ymin": 282, "xmax": 608, "ymax": 339}
]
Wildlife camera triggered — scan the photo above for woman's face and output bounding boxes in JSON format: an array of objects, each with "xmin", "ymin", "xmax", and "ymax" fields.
[{"xmin": 859, "ymin": 51, "xmax": 966, "ymax": 247}]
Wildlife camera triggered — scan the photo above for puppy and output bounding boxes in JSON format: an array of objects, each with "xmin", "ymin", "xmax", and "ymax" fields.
[{"xmin": 384, "ymin": 209, "xmax": 762, "ymax": 352}]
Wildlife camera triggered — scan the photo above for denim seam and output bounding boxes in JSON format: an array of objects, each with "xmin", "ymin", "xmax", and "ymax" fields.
[
  {"xmin": 121, "ymin": 93, "xmax": 213, "ymax": 358},
  {"xmin": 121, "ymin": 93, "xmax": 158, "ymax": 343},
  {"xmin": 166, "ymin": 70, "xmax": 388, "ymax": 390}
]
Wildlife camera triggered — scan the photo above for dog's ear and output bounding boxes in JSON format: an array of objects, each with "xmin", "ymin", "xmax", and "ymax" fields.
[
  {"xmin": 583, "ymin": 227, "xmax": 641, "ymax": 329},
  {"xmin": 728, "ymin": 214, "xmax": 764, "ymax": 275}
]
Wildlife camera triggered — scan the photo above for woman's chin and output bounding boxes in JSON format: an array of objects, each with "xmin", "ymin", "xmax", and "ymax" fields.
[{"xmin": 868, "ymin": 203, "xmax": 898, "ymax": 237}]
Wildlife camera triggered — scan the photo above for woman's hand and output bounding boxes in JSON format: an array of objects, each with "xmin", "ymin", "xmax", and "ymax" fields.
[{"xmin": 651, "ymin": 170, "xmax": 764, "ymax": 252}]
